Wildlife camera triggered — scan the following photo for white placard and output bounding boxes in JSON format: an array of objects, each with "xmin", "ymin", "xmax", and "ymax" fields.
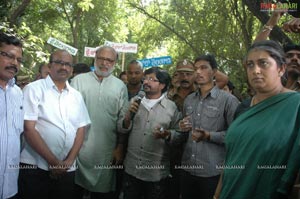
[
  {"xmin": 47, "ymin": 37, "xmax": 78, "ymax": 56},
  {"xmin": 104, "ymin": 41, "xmax": 138, "ymax": 53}
]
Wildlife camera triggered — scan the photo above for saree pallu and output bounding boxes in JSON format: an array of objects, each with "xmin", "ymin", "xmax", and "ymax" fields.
[{"xmin": 220, "ymin": 92, "xmax": 300, "ymax": 199}]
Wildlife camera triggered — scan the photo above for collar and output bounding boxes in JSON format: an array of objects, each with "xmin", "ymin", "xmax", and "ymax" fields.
[
  {"xmin": 142, "ymin": 93, "xmax": 168, "ymax": 109},
  {"xmin": 0, "ymin": 78, "xmax": 15, "ymax": 90},
  {"xmin": 159, "ymin": 94, "xmax": 169, "ymax": 108},
  {"xmin": 8, "ymin": 78, "xmax": 16, "ymax": 87},
  {"xmin": 92, "ymin": 71, "xmax": 112, "ymax": 82},
  {"xmin": 195, "ymin": 85, "xmax": 219, "ymax": 99},
  {"xmin": 45, "ymin": 75, "xmax": 70, "ymax": 92}
]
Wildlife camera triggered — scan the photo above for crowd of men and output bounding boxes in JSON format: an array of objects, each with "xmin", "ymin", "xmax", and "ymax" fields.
[{"xmin": 0, "ymin": 15, "xmax": 300, "ymax": 199}]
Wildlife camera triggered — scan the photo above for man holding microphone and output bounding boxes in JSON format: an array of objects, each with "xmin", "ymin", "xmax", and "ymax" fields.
[{"xmin": 120, "ymin": 67, "xmax": 181, "ymax": 199}]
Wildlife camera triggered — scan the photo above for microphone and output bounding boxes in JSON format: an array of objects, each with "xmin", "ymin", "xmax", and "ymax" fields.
[{"xmin": 130, "ymin": 91, "xmax": 145, "ymax": 120}]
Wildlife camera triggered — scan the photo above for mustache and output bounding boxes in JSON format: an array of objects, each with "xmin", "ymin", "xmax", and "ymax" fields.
[
  {"xmin": 180, "ymin": 80, "xmax": 190, "ymax": 84},
  {"xmin": 5, "ymin": 66, "xmax": 18, "ymax": 73},
  {"xmin": 288, "ymin": 61, "xmax": 300, "ymax": 67},
  {"xmin": 143, "ymin": 84, "xmax": 151, "ymax": 89},
  {"xmin": 98, "ymin": 65, "xmax": 109, "ymax": 70},
  {"xmin": 57, "ymin": 69, "xmax": 68, "ymax": 73}
]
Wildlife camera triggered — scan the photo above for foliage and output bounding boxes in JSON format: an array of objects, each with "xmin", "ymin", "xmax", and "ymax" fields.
[{"xmin": 1, "ymin": 0, "xmax": 299, "ymax": 97}]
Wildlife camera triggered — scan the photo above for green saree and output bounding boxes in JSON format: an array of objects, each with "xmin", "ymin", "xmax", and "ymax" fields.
[{"xmin": 220, "ymin": 92, "xmax": 300, "ymax": 199}]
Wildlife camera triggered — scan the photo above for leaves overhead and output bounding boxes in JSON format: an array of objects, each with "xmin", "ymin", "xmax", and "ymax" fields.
[{"xmin": 1, "ymin": 0, "xmax": 299, "ymax": 96}]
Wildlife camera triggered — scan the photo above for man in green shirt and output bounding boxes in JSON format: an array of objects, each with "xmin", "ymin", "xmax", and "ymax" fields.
[{"xmin": 71, "ymin": 46, "xmax": 128, "ymax": 199}]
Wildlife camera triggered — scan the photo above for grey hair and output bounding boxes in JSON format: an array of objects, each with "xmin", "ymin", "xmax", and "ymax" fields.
[{"xmin": 95, "ymin": 45, "xmax": 118, "ymax": 61}]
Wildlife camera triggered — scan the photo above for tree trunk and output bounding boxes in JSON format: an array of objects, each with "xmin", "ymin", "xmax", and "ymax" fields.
[{"xmin": 9, "ymin": 0, "xmax": 31, "ymax": 27}]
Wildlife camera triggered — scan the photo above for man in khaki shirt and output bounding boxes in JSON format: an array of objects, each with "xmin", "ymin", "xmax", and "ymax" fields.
[{"xmin": 121, "ymin": 67, "xmax": 181, "ymax": 199}]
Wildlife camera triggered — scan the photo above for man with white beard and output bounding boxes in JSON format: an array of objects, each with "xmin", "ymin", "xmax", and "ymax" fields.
[{"xmin": 71, "ymin": 46, "xmax": 129, "ymax": 199}]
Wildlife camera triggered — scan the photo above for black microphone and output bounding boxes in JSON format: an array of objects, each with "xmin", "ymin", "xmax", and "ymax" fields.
[{"xmin": 130, "ymin": 91, "xmax": 145, "ymax": 120}]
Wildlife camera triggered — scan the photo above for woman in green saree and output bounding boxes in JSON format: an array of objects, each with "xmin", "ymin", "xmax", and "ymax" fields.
[{"xmin": 214, "ymin": 40, "xmax": 300, "ymax": 199}]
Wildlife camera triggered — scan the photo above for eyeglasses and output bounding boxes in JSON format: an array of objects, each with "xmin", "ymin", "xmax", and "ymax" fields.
[
  {"xmin": 50, "ymin": 60, "xmax": 73, "ymax": 67},
  {"xmin": 142, "ymin": 77, "xmax": 159, "ymax": 83},
  {"xmin": 96, "ymin": 57, "xmax": 115, "ymax": 64},
  {"xmin": 0, "ymin": 51, "xmax": 23, "ymax": 64}
]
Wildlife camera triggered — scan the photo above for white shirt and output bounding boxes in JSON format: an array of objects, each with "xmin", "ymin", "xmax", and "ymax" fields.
[
  {"xmin": 20, "ymin": 76, "xmax": 91, "ymax": 171},
  {"xmin": 0, "ymin": 78, "xmax": 23, "ymax": 199}
]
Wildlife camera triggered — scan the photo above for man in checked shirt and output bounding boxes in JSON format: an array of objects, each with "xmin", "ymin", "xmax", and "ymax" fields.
[{"xmin": 176, "ymin": 54, "xmax": 239, "ymax": 199}]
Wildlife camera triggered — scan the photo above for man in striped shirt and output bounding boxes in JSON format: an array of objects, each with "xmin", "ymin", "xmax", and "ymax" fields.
[{"xmin": 0, "ymin": 32, "xmax": 24, "ymax": 199}]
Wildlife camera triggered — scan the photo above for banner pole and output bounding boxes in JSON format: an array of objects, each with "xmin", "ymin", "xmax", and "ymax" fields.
[{"xmin": 121, "ymin": 52, "xmax": 125, "ymax": 71}]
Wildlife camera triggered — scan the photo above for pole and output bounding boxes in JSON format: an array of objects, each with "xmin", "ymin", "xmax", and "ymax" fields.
[{"xmin": 121, "ymin": 52, "xmax": 125, "ymax": 71}]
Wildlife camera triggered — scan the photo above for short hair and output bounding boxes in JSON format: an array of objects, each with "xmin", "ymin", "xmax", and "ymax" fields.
[
  {"xmin": 37, "ymin": 62, "xmax": 47, "ymax": 73},
  {"xmin": 144, "ymin": 67, "xmax": 171, "ymax": 93},
  {"xmin": 128, "ymin": 60, "xmax": 143, "ymax": 70},
  {"xmin": 283, "ymin": 44, "xmax": 300, "ymax": 53},
  {"xmin": 227, "ymin": 80, "xmax": 235, "ymax": 91},
  {"xmin": 119, "ymin": 71, "xmax": 127, "ymax": 79},
  {"xmin": 49, "ymin": 49, "xmax": 71, "ymax": 63},
  {"xmin": 194, "ymin": 54, "xmax": 218, "ymax": 69},
  {"xmin": 0, "ymin": 32, "xmax": 22, "ymax": 48},
  {"xmin": 73, "ymin": 63, "xmax": 90, "ymax": 74},
  {"xmin": 95, "ymin": 45, "xmax": 118, "ymax": 61},
  {"xmin": 246, "ymin": 40, "xmax": 285, "ymax": 68}
]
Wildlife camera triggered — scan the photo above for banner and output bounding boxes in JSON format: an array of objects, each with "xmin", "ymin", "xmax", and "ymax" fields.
[
  {"xmin": 84, "ymin": 47, "xmax": 97, "ymax": 57},
  {"xmin": 47, "ymin": 37, "xmax": 78, "ymax": 56},
  {"xmin": 104, "ymin": 41, "xmax": 138, "ymax": 53},
  {"xmin": 139, "ymin": 56, "xmax": 172, "ymax": 67}
]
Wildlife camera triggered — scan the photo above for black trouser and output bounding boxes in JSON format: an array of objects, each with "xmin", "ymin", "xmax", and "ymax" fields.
[
  {"xmin": 74, "ymin": 184, "xmax": 117, "ymax": 199},
  {"xmin": 18, "ymin": 163, "xmax": 76, "ymax": 199},
  {"xmin": 181, "ymin": 170, "xmax": 220, "ymax": 199},
  {"xmin": 123, "ymin": 172, "xmax": 168, "ymax": 199}
]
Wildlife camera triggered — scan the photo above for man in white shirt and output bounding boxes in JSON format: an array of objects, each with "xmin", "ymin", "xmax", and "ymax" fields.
[{"xmin": 18, "ymin": 49, "xmax": 91, "ymax": 199}]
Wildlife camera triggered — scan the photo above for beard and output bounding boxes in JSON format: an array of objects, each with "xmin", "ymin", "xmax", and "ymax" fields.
[{"xmin": 94, "ymin": 64, "xmax": 114, "ymax": 77}]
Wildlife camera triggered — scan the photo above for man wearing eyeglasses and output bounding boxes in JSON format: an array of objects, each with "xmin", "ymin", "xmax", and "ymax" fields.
[
  {"xmin": 18, "ymin": 49, "xmax": 91, "ymax": 199},
  {"xmin": 71, "ymin": 46, "xmax": 128, "ymax": 199},
  {"xmin": 120, "ymin": 67, "xmax": 181, "ymax": 199},
  {"xmin": 0, "ymin": 32, "xmax": 23, "ymax": 199}
]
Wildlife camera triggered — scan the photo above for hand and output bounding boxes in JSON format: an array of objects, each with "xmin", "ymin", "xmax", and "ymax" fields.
[
  {"xmin": 179, "ymin": 116, "xmax": 192, "ymax": 132},
  {"xmin": 273, "ymin": 3, "xmax": 287, "ymax": 17},
  {"xmin": 49, "ymin": 161, "xmax": 67, "ymax": 179},
  {"xmin": 129, "ymin": 100, "xmax": 140, "ymax": 114},
  {"xmin": 123, "ymin": 100, "xmax": 141, "ymax": 128},
  {"xmin": 153, "ymin": 126, "xmax": 170, "ymax": 140},
  {"xmin": 62, "ymin": 158, "xmax": 75, "ymax": 171},
  {"xmin": 191, "ymin": 128, "xmax": 210, "ymax": 142},
  {"xmin": 111, "ymin": 145, "xmax": 124, "ymax": 165},
  {"xmin": 282, "ymin": 18, "xmax": 300, "ymax": 33}
]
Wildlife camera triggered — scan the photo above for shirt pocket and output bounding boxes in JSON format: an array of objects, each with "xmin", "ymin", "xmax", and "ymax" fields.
[
  {"xmin": 12, "ymin": 105, "xmax": 24, "ymax": 135},
  {"xmin": 203, "ymin": 106, "xmax": 220, "ymax": 118},
  {"xmin": 202, "ymin": 106, "xmax": 221, "ymax": 130}
]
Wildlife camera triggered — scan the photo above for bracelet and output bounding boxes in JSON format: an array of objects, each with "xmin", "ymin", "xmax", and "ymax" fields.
[{"xmin": 262, "ymin": 25, "xmax": 273, "ymax": 32}]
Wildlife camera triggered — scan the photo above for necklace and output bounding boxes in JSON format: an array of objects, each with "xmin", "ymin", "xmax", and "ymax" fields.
[{"xmin": 250, "ymin": 87, "xmax": 285, "ymax": 107}]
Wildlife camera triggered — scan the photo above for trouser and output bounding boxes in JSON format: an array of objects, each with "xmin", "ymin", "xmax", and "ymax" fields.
[
  {"xmin": 18, "ymin": 163, "xmax": 76, "ymax": 199},
  {"xmin": 73, "ymin": 184, "xmax": 117, "ymax": 199},
  {"xmin": 181, "ymin": 170, "xmax": 220, "ymax": 199},
  {"xmin": 123, "ymin": 172, "xmax": 168, "ymax": 199}
]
